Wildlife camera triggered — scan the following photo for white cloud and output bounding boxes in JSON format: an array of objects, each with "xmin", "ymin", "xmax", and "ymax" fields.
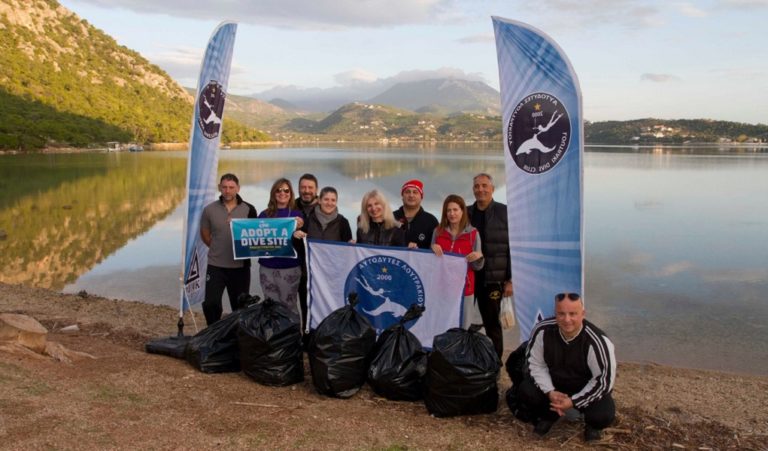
[
  {"xmin": 708, "ymin": 67, "xmax": 768, "ymax": 81},
  {"xmin": 334, "ymin": 69, "xmax": 379, "ymax": 86},
  {"xmin": 641, "ymin": 73, "xmax": 681, "ymax": 83},
  {"xmin": 386, "ymin": 67, "xmax": 487, "ymax": 84},
  {"xmin": 718, "ymin": 0, "xmax": 768, "ymax": 9},
  {"xmin": 456, "ymin": 33, "xmax": 494, "ymax": 44},
  {"xmin": 146, "ymin": 45, "xmax": 254, "ymax": 90},
  {"xmin": 519, "ymin": 0, "xmax": 666, "ymax": 29},
  {"xmin": 69, "ymin": 0, "xmax": 459, "ymax": 29},
  {"xmin": 676, "ymin": 2, "xmax": 709, "ymax": 17}
]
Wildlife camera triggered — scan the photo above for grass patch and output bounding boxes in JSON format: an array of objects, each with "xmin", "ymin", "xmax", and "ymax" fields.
[
  {"xmin": 0, "ymin": 361, "xmax": 27, "ymax": 381},
  {"xmin": 23, "ymin": 380, "xmax": 54, "ymax": 396},
  {"xmin": 91, "ymin": 384, "xmax": 147, "ymax": 406}
]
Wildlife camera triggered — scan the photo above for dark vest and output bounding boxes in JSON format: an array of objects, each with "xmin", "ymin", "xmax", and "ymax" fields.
[
  {"xmin": 541, "ymin": 320, "xmax": 607, "ymax": 396},
  {"xmin": 468, "ymin": 200, "xmax": 510, "ymax": 283}
]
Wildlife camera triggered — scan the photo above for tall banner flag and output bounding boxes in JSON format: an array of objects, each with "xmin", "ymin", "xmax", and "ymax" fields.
[
  {"xmin": 180, "ymin": 22, "xmax": 238, "ymax": 314},
  {"xmin": 493, "ymin": 17, "xmax": 584, "ymax": 340},
  {"xmin": 307, "ymin": 240, "xmax": 466, "ymax": 347}
]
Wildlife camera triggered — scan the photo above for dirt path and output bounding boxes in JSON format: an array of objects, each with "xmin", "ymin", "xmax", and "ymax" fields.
[{"xmin": 1, "ymin": 282, "xmax": 766, "ymax": 450}]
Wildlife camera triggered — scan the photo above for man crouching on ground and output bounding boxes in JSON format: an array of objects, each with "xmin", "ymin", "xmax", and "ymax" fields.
[{"xmin": 518, "ymin": 292, "xmax": 616, "ymax": 442}]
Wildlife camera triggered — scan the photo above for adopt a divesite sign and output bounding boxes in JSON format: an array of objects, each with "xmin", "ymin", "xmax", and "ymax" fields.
[{"xmin": 230, "ymin": 218, "xmax": 297, "ymax": 259}]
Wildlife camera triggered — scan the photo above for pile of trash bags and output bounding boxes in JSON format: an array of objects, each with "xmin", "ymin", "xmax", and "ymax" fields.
[
  {"xmin": 148, "ymin": 294, "xmax": 303, "ymax": 387},
  {"xmin": 148, "ymin": 292, "xmax": 509, "ymax": 420}
]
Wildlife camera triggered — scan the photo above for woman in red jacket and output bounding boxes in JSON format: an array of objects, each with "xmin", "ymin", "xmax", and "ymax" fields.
[{"xmin": 430, "ymin": 194, "xmax": 485, "ymax": 329}]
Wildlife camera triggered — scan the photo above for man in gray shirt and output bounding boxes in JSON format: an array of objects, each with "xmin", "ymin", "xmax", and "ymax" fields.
[{"xmin": 200, "ymin": 173, "xmax": 257, "ymax": 325}]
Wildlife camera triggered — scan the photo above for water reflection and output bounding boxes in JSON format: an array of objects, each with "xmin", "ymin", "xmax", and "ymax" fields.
[{"xmin": 0, "ymin": 153, "xmax": 185, "ymax": 289}]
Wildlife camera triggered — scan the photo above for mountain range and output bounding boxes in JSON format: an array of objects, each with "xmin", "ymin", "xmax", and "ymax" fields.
[
  {"xmin": 251, "ymin": 78, "xmax": 501, "ymax": 116},
  {"xmin": 0, "ymin": 0, "xmax": 764, "ymax": 150}
]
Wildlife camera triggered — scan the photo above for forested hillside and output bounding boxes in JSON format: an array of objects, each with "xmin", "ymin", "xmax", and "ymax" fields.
[
  {"xmin": 0, "ymin": 0, "xmax": 268, "ymax": 150},
  {"xmin": 585, "ymin": 119, "xmax": 768, "ymax": 144}
]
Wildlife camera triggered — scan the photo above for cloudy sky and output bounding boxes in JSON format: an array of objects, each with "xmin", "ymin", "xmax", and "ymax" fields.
[{"xmin": 58, "ymin": 0, "xmax": 767, "ymax": 123}]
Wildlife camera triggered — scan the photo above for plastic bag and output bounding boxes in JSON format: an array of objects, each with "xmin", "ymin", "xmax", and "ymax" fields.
[
  {"xmin": 367, "ymin": 304, "xmax": 427, "ymax": 401},
  {"xmin": 145, "ymin": 335, "xmax": 191, "ymax": 359},
  {"xmin": 308, "ymin": 293, "xmax": 376, "ymax": 398},
  {"xmin": 237, "ymin": 298, "xmax": 304, "ymax": 386},
  {"xmin": 185, "ymin": 309, "xmax": 244, "ymax": 373},
  {"xmin": 424, "ymin": 325, "xmax": 501, "ymax": 417},
  {"xmin": 504, "ymin": 340, "xmax": 535, "ymax": 423},
  {"xmin": 499, "ymin": 296, "xmax": 515, "ymax": 329}
]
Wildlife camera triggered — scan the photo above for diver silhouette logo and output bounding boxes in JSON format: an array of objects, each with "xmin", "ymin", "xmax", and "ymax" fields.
[
  {"xmin": 507, "ymin": 92, "xmax": 571, "ymax": 174},
  {"xmin": 343, "ymin": 256, "xmax": 425, "ymax": 333},
  {"xmin": 197, "ymin": 80, "xmax": 226, "ymax": 139},
  {"xmin": 516, "ymin": 112, "xmax": 563, "ymax": 155}
]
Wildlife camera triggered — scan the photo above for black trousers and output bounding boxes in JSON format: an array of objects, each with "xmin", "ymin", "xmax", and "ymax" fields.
[
  {"xmin": 475, "ymin": 282, "xmax": 504, "ymax": 358},
  {"xmin": 203, "ymin": 265, "xmax": 250, "ymax": 326},
  {"xmin": 517, "ymin": 376, "xmax": 616, "ymax": 429}
]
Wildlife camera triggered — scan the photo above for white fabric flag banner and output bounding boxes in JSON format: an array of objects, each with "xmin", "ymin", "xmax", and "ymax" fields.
[
  {"xmin": 180, "ymin": 22, "xmax": 237, "ymax": 314},
  {"xmin": 307, "ymin": 240, "xmax": 467, "ymax": 348},
  {"xmin": 493, "ymin": 17, "xmax": 584, "ymax": 340}
]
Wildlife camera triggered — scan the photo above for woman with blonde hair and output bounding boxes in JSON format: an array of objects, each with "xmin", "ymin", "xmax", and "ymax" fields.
[
  {"xmin": 431, "ymin": 194, "xmax": 484, "ymax": 329},
  {"xmin": 356, "ymin": 189, "xmax": 405, "ymax": 247}
]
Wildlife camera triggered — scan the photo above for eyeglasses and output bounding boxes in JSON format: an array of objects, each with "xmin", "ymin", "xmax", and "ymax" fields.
[
  {"xmin": 275, "ymin": 188, "xmax": 290, "ymax": 194},
  {"xmin": 555, "ymin": 293, "xmax": 581, "ymax": 302}
]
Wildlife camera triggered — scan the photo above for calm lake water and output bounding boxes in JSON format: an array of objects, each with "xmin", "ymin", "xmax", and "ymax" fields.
[{"xmin": 1, "ymin": 144, "xmax": 767, "ymax": 374}]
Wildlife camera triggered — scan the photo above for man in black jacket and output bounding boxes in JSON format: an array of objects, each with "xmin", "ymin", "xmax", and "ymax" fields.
[
  {"xmin": 518, "ymin": 292, "xmax": 616, "ymax": 442},
  {"xmin": 468, "ymin": 173, "xmax": 512, "ymax": 358},
  {"xmin": 394, "ymin": 179, "xmax": 438, "ymax": 250},
  {"xmin": 295, "ymin": 173, "xmax": 318, "ymax": 334}
]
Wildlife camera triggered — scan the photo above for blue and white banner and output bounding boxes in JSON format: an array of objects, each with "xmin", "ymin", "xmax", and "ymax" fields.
[
  {"xmin": 493, "ymin": 17, "xmax": 584, "ymax": 340},
  {"xmin": 307, "ymin": 240, "xmax": 467, "ymax": 347},
  {"xmin": 230, "ymin": 218, "xmax": 297, "ymax": 259},
  {"xmin": 180, "ymin": 22, "xmax": 238, "ymax": 313}
]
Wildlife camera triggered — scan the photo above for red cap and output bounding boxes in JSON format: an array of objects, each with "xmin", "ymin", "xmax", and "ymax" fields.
[{"xmin": 401, "ymin": 179, "xmax": 424, "ymax": 197}]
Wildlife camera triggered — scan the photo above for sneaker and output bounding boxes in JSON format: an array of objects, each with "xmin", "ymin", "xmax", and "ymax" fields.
[
  {"xmin": 584, "ymin": 426, "xmax": 602, "ymax": 442},
  {"xmin": 533, "ymin": 419, "xmax": 556, "ymax": 436}
]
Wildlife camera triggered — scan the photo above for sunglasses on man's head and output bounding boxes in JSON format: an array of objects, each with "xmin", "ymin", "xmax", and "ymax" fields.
[
  {"xmin": 275, "ymin": 188, "xmax": 290, "ymax": 194},
  {"xmin": 556, "ymin": 293, "xmax": 581, "ymax": 302}
]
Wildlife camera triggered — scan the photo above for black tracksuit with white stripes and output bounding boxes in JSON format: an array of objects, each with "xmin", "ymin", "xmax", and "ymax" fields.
[{"xmin": 518, "ymin": 318, "xmax": 616, "ymax": 428}]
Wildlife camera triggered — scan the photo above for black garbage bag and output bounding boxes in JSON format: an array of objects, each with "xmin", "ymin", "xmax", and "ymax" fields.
[
  {"xmin": 367, "ymin": 304, "xmax": 427, "ymax": 401},
  {"xmin": 237, "ymin": 298, "xmax": 304, "ymax": 386},
  {"xmin": 504, "ymin": 340, "xmax": 535, "ymax": 423},
  {"xmin": 145, "ymin": 335, "xmax": 192, "ymax": 359},
  {"xmin": 185, "ymin": 308, "xmax": 246, "ymax": 373},
  {"xmin": 504, "ymin": 340, "xmax": 528, "ymax": 387},
  {"xmin": 308, "ymin": 293, "xmax": 376, "ymax": 398},
  {"xmin": 424, "ymin": 325, "xmax": 501, "ymax": 417}
]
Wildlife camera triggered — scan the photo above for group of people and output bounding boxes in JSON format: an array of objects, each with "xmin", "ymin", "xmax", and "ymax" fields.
[{"xmin": 199, "ymin": 171, "xmax": 616, "ymax": 442}]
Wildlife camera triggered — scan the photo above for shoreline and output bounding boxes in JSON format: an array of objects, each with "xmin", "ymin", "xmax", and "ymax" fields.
[
  {"xmin": 1, "ymin": 281, "xmax": 767, "ymax": 448},
  {"xmin": 4, "ymin": 280, "xmax": 766, "ymax": 378},
  {"xmin": 2, "ymin": 279, "xmax": 767, "ymax": 379},
  {"xmin": 1, "ymin": 141, "xmax": 766, "ymax": 155}
]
